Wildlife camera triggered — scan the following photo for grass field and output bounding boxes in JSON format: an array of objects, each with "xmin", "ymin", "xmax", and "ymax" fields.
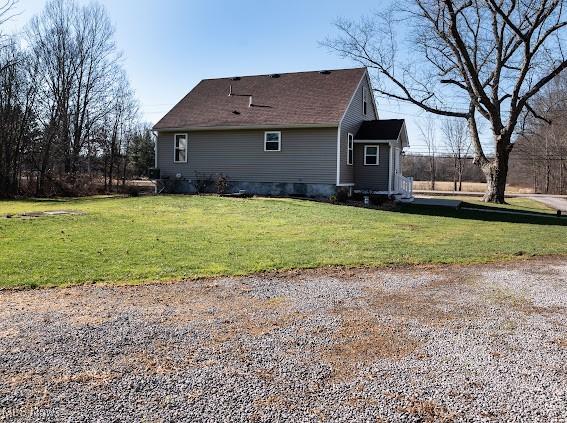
[
  {"xmin": 412, "ymin": 181, "xmax": 533, "ymax": 193},
  {"xmin": 1, "ymin": 195, "xmax": 566, "ymax": 289}
]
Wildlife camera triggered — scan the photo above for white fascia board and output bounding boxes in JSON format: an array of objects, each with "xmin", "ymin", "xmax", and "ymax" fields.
[
  {"xmin": 365, "ymin": 72, "xmax": 380, "ymax": 120},
  {"xmin": 151, "ymin": 130, "xmax": 158, "ymax": 168},
  {"xmin": 336, "ymin": 70, "xmax": 370, "ymax": 186},
  {"xmin": 153, "ymin": 123, "xmax": 338, "ymax": 132},
  {"xmin": 353, "ymin": 139, "xmax": 393, "ymax": 144},
  {"xmin": 338, "ymin": 71, "xmax": 368, "ymax": 124},
  {"xmin": 400, "ymin": 120, "xmax": 410, "ymax": 148}
]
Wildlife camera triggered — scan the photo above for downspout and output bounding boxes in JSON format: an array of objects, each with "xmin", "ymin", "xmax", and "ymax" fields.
[
  {"xmin": 336, "ymin": 125, "xmax": 341, "ymax": 186},
  {"xmin": 152, "ymin": 130, "xmax": 158, "ymax": 194},
  {"xmin": 388, "ymin": 142, "xmax": 393, "ymax": 196}
]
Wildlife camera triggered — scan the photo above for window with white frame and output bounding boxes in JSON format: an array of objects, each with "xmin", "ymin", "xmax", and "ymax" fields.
[
  {"xmin": 174, "ymin": 133, "xmax": 187, "ymax": 163},
  {"xmin": 347, "ymin": 133, "xmax": 354, "ymax": 165},
  {"xmin": 364, "ymin": 145, "xmax": 379, "ymax": 165},
  {"xmin": 362, "ymin": 86, "xmax": 368, "ymax": 115},
  {"xmin": 264, "ymin": 131, "xmax": 281, "ymax": 151}
]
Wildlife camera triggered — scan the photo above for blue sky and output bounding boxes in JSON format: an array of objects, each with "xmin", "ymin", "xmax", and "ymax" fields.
[{"xmin": 11, "ymin": 0, "xmax": 459, "ymax": 153}]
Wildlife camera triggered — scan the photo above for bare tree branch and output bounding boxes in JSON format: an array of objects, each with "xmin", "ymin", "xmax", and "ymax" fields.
[{"xmin": 323, "ymin": 0, "xmax": 567, "ymax": 202}]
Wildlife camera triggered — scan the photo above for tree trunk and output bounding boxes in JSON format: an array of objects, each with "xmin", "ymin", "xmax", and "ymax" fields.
[
  {"xmin": 122, "ymin": 157, "xmax": 127, "ymax": 186},
  {"xmin": 457, "ymin": 158, "xmax": 464, "ymax": 191},
  {"xmin": 481, "ymin": 144, "xmax": 510, "ymax": 203},
  {"xmin": 430, "ymin": 155, "xmax": 436, "ymax": 190},
  {"xmin": 532, "ymin": 157, "xmax": 537, "ymax": 193},
  {"xmin": 560, "ymin": 158, "xmax": 564, "ymax": 195},
  {"xmin": 103, "ymin": 155, "xmax": 108, "ymax": 191},
  {"xmin": 453, "ymin": 156, "xmax": 458, "ymax": 191},
  {"xmin": 108, "ymin": 150, "xmax": 114, "ymax": 192},
  {"xmin": 545, "ymin": 159, "xmax": 550, "ymax": 194}
]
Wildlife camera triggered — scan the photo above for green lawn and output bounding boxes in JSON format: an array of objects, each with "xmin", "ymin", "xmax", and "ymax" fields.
[{"xmin": 1, "ymin": 195, "xmax": 566, "ymax": 288}]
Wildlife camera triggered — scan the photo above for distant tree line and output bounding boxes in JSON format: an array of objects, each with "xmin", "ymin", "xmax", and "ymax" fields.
[
  {"xmin": 509, "ymin": 76, "xmax": 567, "ymax": 195},
  {"xmin": 0, "ymin": 0, "xmax": 154, "ymax": 198},
  {"xmin": 402, "ymin": 154, "xmax": 485, "ymax": 186},
  {"xmin": 406, "ymin": 77, "xmax": 567, "ymax": 194},
  {"xmin": 407, "ymin": 117, "xmax": 479, "ymax": 191}
]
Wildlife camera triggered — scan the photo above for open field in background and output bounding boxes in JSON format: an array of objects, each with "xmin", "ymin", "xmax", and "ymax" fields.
[
  {"xmin": 1, "ymin": 195, "xmax": 566, "ymax": 289},
  {"xmin": 413, "ymin": 180, "xmax": 534, "ymax": 193}
]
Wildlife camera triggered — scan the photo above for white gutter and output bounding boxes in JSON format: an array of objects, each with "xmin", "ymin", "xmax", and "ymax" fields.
[
  {"xmin": 151, "ymin": 129, "xmax": 159, "ymax": 194},
  {"xmin": 151, "ymin": 130, "xmax": 158, "ymax": 168},
  {"xmin": 153, "ymin": 123, "xmax": 338, "ymax": 132},
  {"xmin": 336, "ymin": 124, "xmax": 341, "ymax": 186}
]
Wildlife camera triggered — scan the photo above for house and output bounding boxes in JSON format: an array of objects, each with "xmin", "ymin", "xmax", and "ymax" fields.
[{"xmin": 152, "ymin": 67, "xmax": 413, "ymax": 199}]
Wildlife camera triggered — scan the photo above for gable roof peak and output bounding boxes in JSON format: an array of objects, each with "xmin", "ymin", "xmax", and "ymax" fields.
[{"xmin": 153, "ymin": 67, "xmax": 368, "ymax": 130}]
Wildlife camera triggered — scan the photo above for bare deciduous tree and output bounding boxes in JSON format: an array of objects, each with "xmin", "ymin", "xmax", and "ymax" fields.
[
  {"xmin": 27, "ymin": 0, "xmax": 77, "ymax": 193},
  {"xmin": 127, "ymin": 125, "xmax": 155, "ymax": 178},
  {"xmin": 96, "ymin": 69, "xmax": 138, "ymax": 190},
  {"xmin": 323, "ymin": 0, "xmax": 567, "ymax": 203},
  {"xmin": 0, "ymin": 0, "xmax": 146, "ymax": 198},
  {"xmin": 511, "ymin": 75, "xmax": 567, "ymax": 194},
  {"xmin": 441, "ymin": 118, "xmax": 470, "ymax": 191},
  {"xmin": 417, "ymin": 118, "xmax": 437, "ymax": 189},
  {"xmin": 0, "ymin": 40, "xmax": 36, "ymax": 195},
  {"xmin": 0, "ymin": 1, "xmax": 35, "ymax": 196},
  {"xmin": 0, "ymin": 0, "xmax": 18, "ymax": 41},
  {"xmin": 10, "ymin": 0, "xmax": 142, "ymax": 197}
]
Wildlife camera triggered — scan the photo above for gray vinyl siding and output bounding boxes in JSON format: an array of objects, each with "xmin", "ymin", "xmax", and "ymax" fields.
[
  {"xmin": 339, "ymin": 74, "xmax": 378, "ymax": 184},
  {"xmin": 157, "ymin": 127, "xmax": 337, "ymax": 184},
  {"xmin": 353, "ymin": 144, "xmax": 390, "ymax": 191}
]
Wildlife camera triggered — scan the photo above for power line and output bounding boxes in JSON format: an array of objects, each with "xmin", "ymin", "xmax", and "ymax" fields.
[{"xmin": 405, "ymin": 153, "xmax": 567, "ymax": 161}]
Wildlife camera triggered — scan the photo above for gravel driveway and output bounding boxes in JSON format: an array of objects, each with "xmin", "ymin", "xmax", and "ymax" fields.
[{"xmin": 1, "ymin": 258, "xmax": 566, "ymax": 422}]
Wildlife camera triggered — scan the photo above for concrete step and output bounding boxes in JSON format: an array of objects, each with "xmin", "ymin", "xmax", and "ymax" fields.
[{"xmin": 393, "ymin": 194, "xmax": 414, "ymax": 203}]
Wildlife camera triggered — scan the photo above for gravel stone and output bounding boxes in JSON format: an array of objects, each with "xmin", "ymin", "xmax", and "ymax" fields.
[{"xmin": 0, "ymin": 258, "xmax": 565, "ymax": 422}]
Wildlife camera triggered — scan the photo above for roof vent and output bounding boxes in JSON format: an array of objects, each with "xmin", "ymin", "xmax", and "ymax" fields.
[
  {"xmin": 231, "ymin": 76, "xmax": 241, "ymax": 81},
  {"xmin": 269, "ymin": 74, "xmax": 280, "ymax": 78},
  {"xmin": 319, "ymin": 70, "xmax": 331, "ymax": 75},
  {"xmin": 232, "ymin": 110, "xmax": 240, "ymax": 115}
]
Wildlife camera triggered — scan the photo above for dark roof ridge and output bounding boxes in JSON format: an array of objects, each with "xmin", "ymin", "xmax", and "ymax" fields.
[{"xmin": 200, "ymin": 67, "xmax": 367, "ymax": 81}]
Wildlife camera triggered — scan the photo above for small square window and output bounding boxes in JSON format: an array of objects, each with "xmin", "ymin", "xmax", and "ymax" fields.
[
  {"xmin": 264, "ymin": 131, "xmax": 281, "ymax": 151},
  {"xmin": 364, "ymin": 145, "xmax": 379, "ymax": 166},
  {"xmin": 174, "ymin": 134, "xmax": 187, "ymax": 163}
]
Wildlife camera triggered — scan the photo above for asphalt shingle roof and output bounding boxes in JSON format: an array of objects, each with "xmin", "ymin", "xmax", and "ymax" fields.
[
  {"xmin": 355, "ymin": 119, "xmax": 405, "ymax": 140},
  {"xmin": 153, "ymin": 68, "xmax": 367, "ymax": 130}
]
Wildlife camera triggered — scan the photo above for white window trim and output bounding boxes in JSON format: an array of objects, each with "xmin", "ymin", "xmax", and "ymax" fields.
[
  {"xmin": 264, "ymin": 131, "xmax": 281, "ymax": 152},
  {"xmin": 347, "ymin": 133, "xmax": 354, "ymax": 166},
  {"xmin": 362, "ymin": 86, "xmax": 368, "ymax": 116},
  {"xmin": 364, "ymin": 145, "xmax": 379, "ymax": 166},
  {"xmin": 174, "ymin": 133, "xmax": 188, "ymax": 163}
]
